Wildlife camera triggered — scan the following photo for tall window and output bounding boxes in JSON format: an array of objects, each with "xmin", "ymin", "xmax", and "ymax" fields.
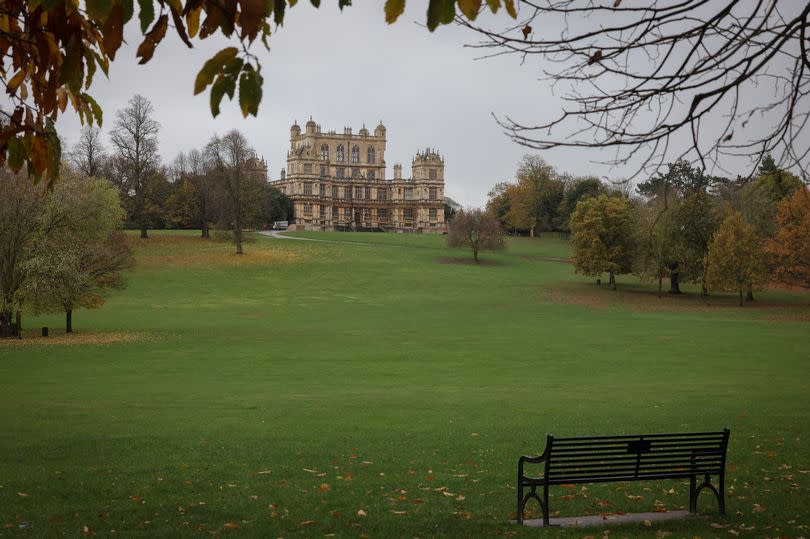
[
  {"xmin": 377, "ymin": 188, "xmax": 387, "ymax": 201},
  {"xmin": 378, "ymin": 208, "xmax": 388, "ymax": 220},
  {"xmin": 429, "ymin": 168, "xmax": 437, "ymax": 180},
  {"xmin": 403, "ymin": 208, "xmax": 414, "ymax": 220},
  {"xmin": 303, "ymin": 182, "xmax": 312, "ymax": 195},
  {"xmin": 320, "ymin": 144, "xmax": 329, "ymax": 160},
  {"xmin": 304, "ymin": 163, "xmax": 312, "ymax": 174},
  {"xmin": 332, "ymin": 206, "xmax": 338, "ymax": 218},
  {"xmin": 365, "ymin": 187, "xmax": 371, "ymax": 200},
  {"xmin": 404, "ymin": 187, "xmax": 414, "ymax": 200},
  {"xmin": 345, "ymin": 186, "xmax": 352, "ymax": 199},
  {"xmin": 429, "ymin": 208, "xmax": 438, "ymax": 220},
  {"xmin": 355, "ymin": 186, "xmax": 364, "ymax": 199},
  {"xmin": 351, "ymin": 167, "xmax": 360, "ymax": 178},
  {"xmin": 319, "ymin": 184, "xmax": 325, "ymax": 197},
  {"xmin": 319, "ymin": 205, "xmax": 325, "ymax": 218},
  {"xmin": 367, "ymin": 146, "xmax": 375, "ymax": 163},
  {"xmin": 331, "ymin": 185, "xmax": 338, "ymax": 198},
  {"xmin": 367, "ymin": 169, "xmax": 375, "ymax": 180},
  {"xmin": 320, "ymin": 165, "xmax": 326, "ymax": 177},
  {"xmin": 336, "ymin": 167, "xmax": 345, "ymax": 179},
  {"xmin": 336, "ymin": 144, "xmax": 345, "ymax": 162},
  {"xmin": 304, "ymin": 204, "xmax": 312, "ymax": 216},
  {"xmin": 344, "ymin": 208, "xmax": 351, "ymax": 218},
  {"xmin": 351, "ymin": 145, "xmax": 360, "ymax": 163},
  {"xmin": 429, "ymin": 187, "xmax": 437, "ymax": 200}
]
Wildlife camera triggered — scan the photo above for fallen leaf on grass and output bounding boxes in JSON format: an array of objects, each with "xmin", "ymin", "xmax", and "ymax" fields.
[
  {"xmin": 656, "ymin": 531, "xmax": 672, "ymax": 538},
  {"xmin": 319, "ymin": 483, "xmax": 331, "ymax": 492},
  {"xmin": 17, "ymin": 492, "xmax": 29, "ymax": 497},
  {"xmin": 129, "ymin": 495, "xmax": 144, "ymax": 504},
  {"xmin": 389, "ymin": 510, "xmax": 408, "ymax": 514},
  {"xmin": 411, "ymin": 498, "xmax": 425, "ymax": 504},
  {"xmin": 643, "ymin": 519, "xmax": 652, "ymax": 527},
  {"xmin": 752, "ymin": 503, "xmax": 765, "ymax": 513},
  {"xmin": 710, "ymin": 523, "xmax": 729, "ymax": 529},
  {"xmin": 256, "ymin": 470, "xmax": 272, "ymax": 475},
  {"xmin": 299, "ymin": 520, "xmax": 317, "ymax": 526},
  {"xmin": 357, "ymin": 509, "xmax": 367, "ymax": 517},
  {"xmin": 81, "ymin": 525, "xmax": 94, "ymax": 536},
  {"xmin": 223, "ymin": 522, "xmax": 239, "ymax": 529}
]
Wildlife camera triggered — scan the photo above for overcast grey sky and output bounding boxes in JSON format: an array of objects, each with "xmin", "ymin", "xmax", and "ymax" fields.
[
  {"xmin": 49, "ymin": 4, "xmax": 574, "ymax": 207},
  {"xmin": 52, "ymin": 2, "xmax": 806, "ymax": 207}
]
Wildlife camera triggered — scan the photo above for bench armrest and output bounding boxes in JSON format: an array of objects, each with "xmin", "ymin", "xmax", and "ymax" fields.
[{"xmin": 518, "ymin": 452, "xmax": 546, "ymax": 480}]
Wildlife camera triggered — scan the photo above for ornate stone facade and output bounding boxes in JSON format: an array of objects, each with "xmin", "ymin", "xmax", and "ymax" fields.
[{"xmin": 269, "ymin": 119, "xmax": 446, "ymax": 233}]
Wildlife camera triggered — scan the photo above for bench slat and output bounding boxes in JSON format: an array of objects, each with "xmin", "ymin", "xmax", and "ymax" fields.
[
  {"xmin": 549, "ymin": 451, "xmax": 723, "ymax": 465},
  {"xmin": 551, "ymin": 431, "xmax": 728, "ymax": 442}
]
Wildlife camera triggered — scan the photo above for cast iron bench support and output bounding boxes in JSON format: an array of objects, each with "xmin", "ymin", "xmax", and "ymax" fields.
[{"xmin": 517, "ymin": 429, "xmax": 730, "ymax": 526}]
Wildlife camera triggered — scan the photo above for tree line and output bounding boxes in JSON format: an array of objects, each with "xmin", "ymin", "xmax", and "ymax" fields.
[
  {"xmin": 0, "ymin": 167, "xmax": 133, "ymax": 337},
  {"xmin": 570, "ymin": 158, "xmax": 807, "ymax": 303},
  {"xmin": 70, "ymin": 94, "xmax": 292, "ymax": 253},
  {"xmin": 485, "ymin": 155, "xmax": 809, "ymax": 304}
]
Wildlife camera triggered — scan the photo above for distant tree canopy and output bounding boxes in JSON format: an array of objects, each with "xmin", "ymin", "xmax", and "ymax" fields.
[
  {"xmin": 569, "ymin": 194, "xmax": 636, "ymax": 289},
  {"xmin": 0, "ymin": 0, "xmax": 519, "ymax": 182},
  {"xmin": 447, "ymin": 209, "xmax": 505, "ymax": 263},
  {"xmin": 0, "ymin": 167, "xmax": 133, "ymax": 336}
]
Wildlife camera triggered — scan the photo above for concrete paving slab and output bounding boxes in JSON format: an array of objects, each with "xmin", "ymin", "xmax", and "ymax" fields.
[{"xmin": 517, "ymin": 510, "xmax": 691, "ymax": 528}]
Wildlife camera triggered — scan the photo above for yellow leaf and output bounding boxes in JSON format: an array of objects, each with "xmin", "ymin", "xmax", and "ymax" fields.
[
  {"xmin": 7, "ymin": 70, "xmax": 26, "ymax": 93},
  {"xmin": 384, "ymin": 0, "xmax": 405, "ymax": 24},
  {"xmin": 187, "ymin": 7, "xmax": 202, "ymax": 38},
  {"xmin": 503, "ymin": 0, "xmax": 517, "ymax": 18},
  {"xmin": 458, "ymin": 0, "xmax": 482, "ymax": 19}
]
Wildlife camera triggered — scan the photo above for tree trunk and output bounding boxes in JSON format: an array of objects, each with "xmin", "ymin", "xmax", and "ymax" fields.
[
  {"xmin": 65, "ymin": 309, "xmax": 73, "ymax": 333},
  {"xmin": 0, "ymin": 311, "xmax": 12, "ymax": 338},
  {"xmin": 15, "ymin": 311, "xmax": 21, "ymax": 334},
  {"xmin": 472, "ymin": 246, "xmax": 479, "ymax": 263},
  {"xmin": 658, "ymin": 274, "xmax": 663, "ymax": 297},
  {"xmin": 609, "ymin": 271, "xmax": 616, "ymax": 290},
  {"xmin": 140, "ymin": 225, "xmax": 148, "ymax": 239},
  {"xmin": 234, "ymin": 227, "xmax": 243, "ymax": 255},
  {"xmin": 201, "ymin": 222, "xmax": 210, "ymax": 239},
  {"xmin": 739, "ymin": 289, "xmax": 743, "ymax": 306},
  {"xmin": 529, "ymin": 226, "xmax": 535, "ymax": 238},
  {"xmin": 669, "ymin": 269, "xmax": 681, "ymax": 294},
  {"xmin": 746, "ymin": 282, "xmax": 754, "ymax": 302}
]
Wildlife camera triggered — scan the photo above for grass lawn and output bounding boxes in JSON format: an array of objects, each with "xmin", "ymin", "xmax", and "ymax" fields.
[{"xmin": 1, "ymin": 231, "xmax": 808, "ymax": 538}]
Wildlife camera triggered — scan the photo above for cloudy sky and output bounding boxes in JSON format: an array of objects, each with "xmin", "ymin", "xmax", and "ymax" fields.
[
  {"xmin": 53, "ymin": 2, "xmax": 804, "ymax": 207},
  {"xmin": 48, "ymin": 4, "xmax": 574, "ymax": 207}
]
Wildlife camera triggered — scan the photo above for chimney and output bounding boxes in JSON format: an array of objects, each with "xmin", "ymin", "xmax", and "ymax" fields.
[
  {"xmin": 280, "ymin": 168, "xmax": 286, "ymax": 180},
  {"xmin": 393, "ymin": 164, "xmax": 402, "ymax": 180}
]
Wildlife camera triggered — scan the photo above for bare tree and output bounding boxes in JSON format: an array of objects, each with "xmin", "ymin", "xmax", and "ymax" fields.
[
  {"xmin": 69, "ymin": 126, "xmax": 107, "ymax": 178},
  {"xmin": 447, "ymin": 209, "xmax": 506, "ymax": 262},
  {"xmin": 109, "ymin": 95, "xmax": 161, "ymax": 239},
  {"xmin": 463, "ymin": 1, "xmax": 810, "ymax": 180},
  {"xmin": 205, "ymin": 130, "xmax": 263, "ymax": 254}
]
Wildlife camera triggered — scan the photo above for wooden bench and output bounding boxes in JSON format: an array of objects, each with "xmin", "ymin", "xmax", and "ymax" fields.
[{"xmin": 517, "ymin": 429, "xmax": 730, "ymax": 526}]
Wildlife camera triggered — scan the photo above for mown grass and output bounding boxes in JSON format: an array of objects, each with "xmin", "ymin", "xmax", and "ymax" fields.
[{"xmin": 1, "ymin": 231, "xmax": 808, "ymax": 538}]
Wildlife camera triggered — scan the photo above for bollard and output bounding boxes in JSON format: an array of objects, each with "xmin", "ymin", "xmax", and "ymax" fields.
[{"xmin": 42, "ymin": 327, "xmax": 48, "ymax": 337}]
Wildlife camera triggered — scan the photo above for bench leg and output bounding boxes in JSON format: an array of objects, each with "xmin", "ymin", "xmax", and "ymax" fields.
[
  {"xmin": 689, "ymin": 475, "xmax": 697, "ymax": 514},
  {"xmin": 718, "ymin": 473, "xmax": 726, "ymax": 516},
  {"xmin": 542, "ymin": 484, "xmax": 550, "ymax": 527},
  {"xmin": 517, "ymin": 479, "xmax": 524, "ymax": 525}
]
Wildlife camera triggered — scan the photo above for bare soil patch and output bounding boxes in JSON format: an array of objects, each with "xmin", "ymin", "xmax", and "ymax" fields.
[
  {"xmin": 0, "ymin": 330, "xmax": 155, "ymax": 347},
  {"xmin": 438, "ymin": 257, "xmax": 503, "ymax": 266},
  {"xmin": 544, "ymin": 281, "xmax": 810, "ymax": 322}
]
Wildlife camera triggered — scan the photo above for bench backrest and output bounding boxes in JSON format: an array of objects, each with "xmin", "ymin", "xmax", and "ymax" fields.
[{"xmin": 544, "ymin": 429, "xmax": 730, "ymax": 485}]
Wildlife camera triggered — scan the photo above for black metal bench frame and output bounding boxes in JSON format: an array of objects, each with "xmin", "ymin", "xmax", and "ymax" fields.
[{"xmin": 517, "ymin": 428, "xmax": 730, "ymax": 526}]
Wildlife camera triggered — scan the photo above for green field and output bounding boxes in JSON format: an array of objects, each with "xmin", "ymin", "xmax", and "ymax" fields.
[{"xmin": 1, "ymin": 231, "xmax": 808, "ymax": 537}]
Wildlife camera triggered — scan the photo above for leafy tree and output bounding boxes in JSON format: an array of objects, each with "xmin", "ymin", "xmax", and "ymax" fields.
[
  {"xmin": 0, "ymin": 0, "xmax": 518, "ymax": 181},
  {"xmin": 706, "ymin": 212, "xmax": 767, "ymax": 306},
  {"xmin": 570, "ymin": 194, "xmax": 637, "ymax": 290},
  {"xmin": 766, "ymin": 187, "xmax": 810, "ymax": 289},
  {"xmin": 0, "ymin": 170, "xmax": 44, "ymax": 336},
  {"xmin": 257, "ymin": 185, "xmax": 292, "ymax": 228},
  {"xmin": 671, "ymin": 190, "xmax": 720, "ymax": 295},
  {"xmin": 109, "ymin": 95, "xmax": 162, "ymax": 238},
  {"xmin": 634, "ymin": 194, "xmax": 680, "ymax": 297},
  {"xmin": 165, "ymin": 178, "xmax": 201, "ymax": 229},
  {"xmin": 444, "ymin": 197, "xmax": 462, "ymax": 221},
  {"xmin": 507, "ymin": 156, "xmax": 564, "ymax": 237},
  {"xmin": 753, "ymin": 156, "xmax": 804, "ymax": 203},
  {"xmin": 447, "ymin": 209, "xmax": 505, "ymax": 263},
  {"xmin": 486, "ymin": 181, "xmax": 515, "ymax": 230},
  {"xmin": 205, "ymin": 130, "xmax": 264, "ymax": 254},
  {"xmin": 556, "ymin": 176, "xmax": 603, "ymax": 232}
]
